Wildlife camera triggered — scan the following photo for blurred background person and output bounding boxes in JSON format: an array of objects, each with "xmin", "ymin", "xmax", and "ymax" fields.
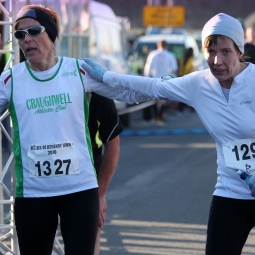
[
  {"xmin": 177, "ymin": 47, "xmax": 194, "ymax": 114},
  {"xmin": 143, "ymin": 39, "xmax": 178, "ymax": 126},
  {"xmin": 178, "ymin": 47, "xmax": 194, "ymax": 77},
  {"xmin": 244, "ymin": 23, "xmax": 255, "ymax": 64}
]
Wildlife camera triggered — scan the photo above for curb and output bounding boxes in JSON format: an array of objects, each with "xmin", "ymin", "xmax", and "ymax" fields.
[{"xmin": 120, "ymin": 128, "xmax": 209, "ymax": 136}]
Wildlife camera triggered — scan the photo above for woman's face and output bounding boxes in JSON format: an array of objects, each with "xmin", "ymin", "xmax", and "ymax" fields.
[
  {"xmin": 16, "ymin": 18, "xmax": 54, "ymax": 67},
  {"xmin": 203, "ymin": 36, "xmax": 244, "ymax": 88}
]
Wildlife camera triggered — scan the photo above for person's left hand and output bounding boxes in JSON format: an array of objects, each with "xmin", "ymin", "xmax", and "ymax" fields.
[
  {"xmin": 238, "ymin": 170, "xmax": 255, "ymax": 198},
  {"xmin": 99, "ymin": 195, "xmax": 107, "ymax": 228},
  {"xmin": 248, "ymin": 173, "xmax": 255, "ymax": 197},
  {"xmin": 80, "ymin": 58, "xmax": 107, "ymax": 82}
]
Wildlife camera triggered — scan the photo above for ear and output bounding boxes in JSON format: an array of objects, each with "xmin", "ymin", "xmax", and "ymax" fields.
[{"xmin": 237, "ymin": 51, "xmax": 243, "ymax": 60}]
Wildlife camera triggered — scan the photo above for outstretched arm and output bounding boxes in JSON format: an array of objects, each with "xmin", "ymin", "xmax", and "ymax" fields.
[
  {"xmin": 80, "ymin": 58, "xmax": 162, "ymax": 99},
  {"xmin": 79, "ymin": 59, "xmax": 152, "ymax": 104},
  {"xmin": 80, "ymin": 58, "xmax": 196, "ymax": 106}
]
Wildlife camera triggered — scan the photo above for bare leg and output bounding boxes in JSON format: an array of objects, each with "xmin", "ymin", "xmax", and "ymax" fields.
[{"xmin": 94, "ymin": 228, "xmax": 101, "ymax": 255}]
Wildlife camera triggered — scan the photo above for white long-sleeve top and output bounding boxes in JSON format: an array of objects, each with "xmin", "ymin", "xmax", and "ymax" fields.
[
  {"xmin": 143, "ymin": 49, "xmax": 178, "ymax": 78},
  {"xmin": 103, "ymin": 63, "xmax": 255, "ymax": 200}
]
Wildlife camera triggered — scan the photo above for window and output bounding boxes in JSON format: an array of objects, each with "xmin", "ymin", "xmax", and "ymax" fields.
[{"xmin": 109, "ymin": 27, "xmax": 123, "ymax": 60}]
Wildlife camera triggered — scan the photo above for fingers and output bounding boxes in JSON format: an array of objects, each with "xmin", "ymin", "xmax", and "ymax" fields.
[
  {"xmin": 251, "ymin": 187, "xmax": 255, "ymax": 198},
  {"xmin": 248, "ymin": 174, "xmax": 255, "ymax": 197},
  {"xmin": 83, "ymin": 58, "xmax": 94, "ymax": 66},
  {"xmin": 248, "ymin": 174, "xmax": 255, "ymax": 190},
  {"xmin": 99, "ymin": 210, "xmax": 106, "ymax": 228},
  {"xmin": 99, "ymin": 197, "xmax": 107, "ymax": 228}
]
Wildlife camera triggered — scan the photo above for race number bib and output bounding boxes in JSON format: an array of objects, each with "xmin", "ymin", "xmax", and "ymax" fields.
[
  {"xmin": 27, "ymin": 142, "xmax": 80, "ymax": 178},
  {"xmin": 223, "ymin": 138, "xmax": 255, "ymax": 174}
]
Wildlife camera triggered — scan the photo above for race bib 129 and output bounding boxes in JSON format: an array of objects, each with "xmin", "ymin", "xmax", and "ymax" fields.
[{"xmin": 223, "ymin": 138, "xmax": 255, "ymax": 174}]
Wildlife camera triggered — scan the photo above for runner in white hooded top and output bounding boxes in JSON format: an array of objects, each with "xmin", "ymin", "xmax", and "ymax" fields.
[{"xmin": 82, "ymin": 13, "xmax": 255, "ymax": 255}]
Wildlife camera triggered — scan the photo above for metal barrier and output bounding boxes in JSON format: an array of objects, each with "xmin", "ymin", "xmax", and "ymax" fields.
[
  {"xmin": 0, "ymin": 1, "xmax": 21, "ymax": 254},
  {"xmin": 117, "ymin": 100, "xmax": 156, "ymax": 116}
]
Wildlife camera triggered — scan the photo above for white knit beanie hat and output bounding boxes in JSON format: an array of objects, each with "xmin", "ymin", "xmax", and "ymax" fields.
[{"xmin": 201, "ymin": 13, "xmax": 244, "ymax": 54}]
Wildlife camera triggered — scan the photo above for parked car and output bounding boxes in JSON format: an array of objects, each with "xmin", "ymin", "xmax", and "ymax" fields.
[{"xmin": 128, "ymin": 33, "xmax": 206, "ymax": 75}]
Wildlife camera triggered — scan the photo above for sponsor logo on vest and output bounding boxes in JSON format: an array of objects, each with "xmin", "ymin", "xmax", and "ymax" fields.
[
  {"xmin": 26, "ymin": 93, "xmax": 72, "ymax": 114},
  {"xmin": 61, "ymin": 70, "xmax": 77, "ymax": 77}
]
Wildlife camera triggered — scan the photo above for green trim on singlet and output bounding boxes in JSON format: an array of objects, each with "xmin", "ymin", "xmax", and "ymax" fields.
[
  {"xmin": 9, "ymin": 68, "xmax": 24, "ymax": 197},
  {"xmin": 25, "ymin": 57, "xmax": 63, "ymax": 82},
  {"xmin": 76, "ymin": 59, "xmax": 97, "ymax": 180}
]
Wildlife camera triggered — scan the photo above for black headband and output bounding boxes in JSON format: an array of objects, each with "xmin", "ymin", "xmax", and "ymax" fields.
[{"xmin": 15, "ymin": 8, "xmax": 57, "ymax": 43}]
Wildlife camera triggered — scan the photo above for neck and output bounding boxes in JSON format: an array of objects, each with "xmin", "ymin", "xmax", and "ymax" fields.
[
  {"xmin": 220, "ymin": 62, "xmax": 247, "ymax": 89},
  {"xmin": 29, "ymin": 56, "xmax": 58, "ymax": 71}
]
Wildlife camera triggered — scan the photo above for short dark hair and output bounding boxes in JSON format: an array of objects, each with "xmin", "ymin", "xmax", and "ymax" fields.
[
  {"xmin": 202, "ymin": 34, "xmax": 245, "ymax": 62},
  {"xmin": 157, "ymin": 40, "xmax": 167, "ymax": 49}
]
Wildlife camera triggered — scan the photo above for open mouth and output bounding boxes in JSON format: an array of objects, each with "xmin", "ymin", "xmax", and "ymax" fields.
[
  {"xmin": 26, "ymin": 48, "xmax": 37, "ymax": 53},
  {"xmin": 214, "ymin": 68, "xmax": 225, "ymax": 74}
]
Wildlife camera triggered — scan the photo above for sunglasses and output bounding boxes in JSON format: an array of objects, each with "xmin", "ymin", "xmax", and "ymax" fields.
[{"xmin": 14, "ymin": 26, "xmax": 45, "ymax": 40}]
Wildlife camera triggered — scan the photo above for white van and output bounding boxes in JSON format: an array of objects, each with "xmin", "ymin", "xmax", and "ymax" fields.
[
  {"xmin": 128, "ymin": 33, "xmax": 206, "ymax": 75},
  {"xmin": 54, "ymin": 0, "xmax": 130, "ymax": 125},
  {"xmin": 53, "ymin": 0, "xmax": 129, "ymax": 74}
]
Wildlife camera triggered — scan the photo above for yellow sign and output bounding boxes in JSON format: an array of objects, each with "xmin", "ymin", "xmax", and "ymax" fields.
[{"xmin": 143, "ymin": 5, "xmax": 185, "ymax": 27}]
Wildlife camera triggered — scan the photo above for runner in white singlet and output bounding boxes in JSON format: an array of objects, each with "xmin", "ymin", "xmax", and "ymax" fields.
[{"xmin": 0, "ymin": 4, "xmax": 148, "ymax": 255}]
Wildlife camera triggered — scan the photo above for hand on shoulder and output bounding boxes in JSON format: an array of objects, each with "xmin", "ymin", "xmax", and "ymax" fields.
[{"xmin": 80, "ymin": 58, "xmax": 107, "ymax": 82}]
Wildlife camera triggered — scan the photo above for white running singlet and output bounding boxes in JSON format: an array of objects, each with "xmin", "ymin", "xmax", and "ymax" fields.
[{"xmin": 5, "ymin": 57, "xmax": 97, "ymax": 197}]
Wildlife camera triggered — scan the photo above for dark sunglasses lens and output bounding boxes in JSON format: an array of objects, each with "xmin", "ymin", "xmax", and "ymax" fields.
[
  {"xmin": 14, "ymin": 31, "xmax": 25, "ymax": 40},
  {"xmin": 28, "ymin": 27, "xmax": 43, "ymax": 36}
]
